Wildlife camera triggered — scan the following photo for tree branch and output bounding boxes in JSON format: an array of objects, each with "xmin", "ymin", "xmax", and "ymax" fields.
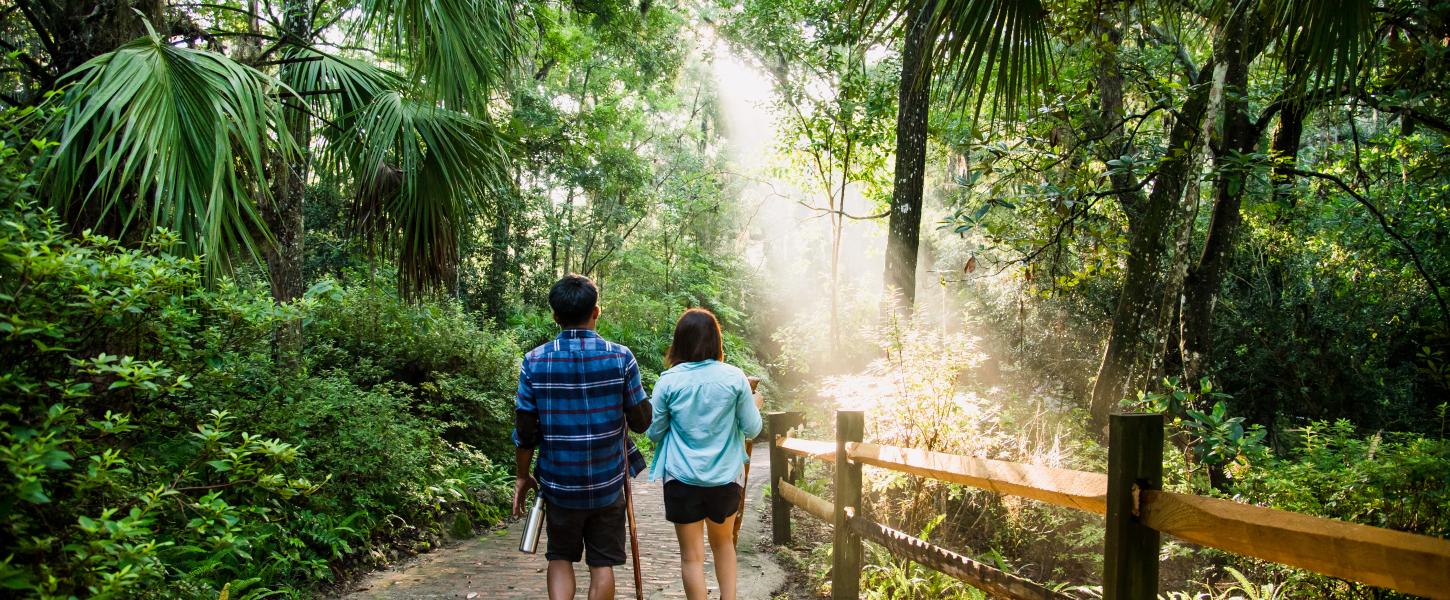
[
  {"xmin": 253, "ymin": 55, "xmax": 323, "ymax": 67},
  {"xmin": 1284, "ymin": 167, "xmax": 1449, "ymax": 325},
  {"xmin": 13, "ymin": 0, "xmax": 60, "ymax": 61},
  {"xmin": 795, "ymin": 199, "xmax": 888, "ymax": 221},
  {"xmin": 1252, "ymin": 84, "xmax": 1355, "ymax": 136},
  {"xmin": 1144, "ymin": 23, "xmax": 1198, "ymax": 83},
  {"xmin": 1352, "ymin": 90, "xmax": 1450, "ymax": 136},
  {"xmin": 0, "ymin": 37, "xmax": 53, "ymax": 86}
]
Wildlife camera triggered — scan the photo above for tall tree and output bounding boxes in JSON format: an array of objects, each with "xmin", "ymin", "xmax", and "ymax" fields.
[
  {"xmin": 881, "ymin": 0, "xmax": 934, "ymax": 310},
  {"xmin": 861, "ymin": 0, "xmax": 1050, "ymax": 312}
]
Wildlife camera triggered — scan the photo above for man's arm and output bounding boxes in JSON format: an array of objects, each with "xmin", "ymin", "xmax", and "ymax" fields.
[
  {"xmin": 622, "ymin": 350, "xmax": 652, "ymax": 433},
  {"xmin": 625, "ymin": 399, "xmax": 652, "ymax": 433},
  {"xmin": 512, "ymin": 361, "xmax": 540, "ymax": 516},
  {"xmin": 513, "ymin": 446, "xmax": 536, "ymax": 516}
]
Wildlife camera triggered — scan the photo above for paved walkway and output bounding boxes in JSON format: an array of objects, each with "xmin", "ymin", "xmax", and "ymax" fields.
[{"xmin": 342, "ymin": 443, "xmax": 784, "ymax": 599}]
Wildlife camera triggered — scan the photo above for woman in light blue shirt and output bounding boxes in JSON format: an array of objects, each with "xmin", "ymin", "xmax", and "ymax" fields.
[{"xmin": 646, "ymin": 308, "xmax": 763, "ymax": 600}]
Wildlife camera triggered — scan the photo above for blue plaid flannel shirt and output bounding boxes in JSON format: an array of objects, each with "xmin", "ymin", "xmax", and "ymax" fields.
[{"xmin": 513, "ymin": 329, "xmax": 649, "ymax": 510}]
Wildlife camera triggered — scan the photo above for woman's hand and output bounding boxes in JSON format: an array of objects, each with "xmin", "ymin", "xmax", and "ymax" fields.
[{"xmin": 747, "ymin": 376, "xmax": 764, "ymax": 409}]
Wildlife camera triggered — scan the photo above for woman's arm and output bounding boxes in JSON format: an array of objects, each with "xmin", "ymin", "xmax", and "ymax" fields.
[
  {"xmin": 645, "ymin": 382, "xmax": 671, "ymax": 444},
  {"xmin": 736, "ymin": 377, "xmax": 763, "ymax": 438}
]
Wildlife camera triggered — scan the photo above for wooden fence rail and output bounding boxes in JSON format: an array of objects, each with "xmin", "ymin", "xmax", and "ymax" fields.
[{"xmin": 766, "ymin": 410, "xmax": 1450, "ymax": 600}]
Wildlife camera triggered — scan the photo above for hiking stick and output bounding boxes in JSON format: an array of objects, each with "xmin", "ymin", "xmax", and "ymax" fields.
[
  {"xmin": 733, "ymin": 443, "xmax": 752, "ymax": 546},
  {"xmin": 733, "ymin": 377, "xmax": 762, "ymax": 546},
  {"xmin": 623, "ymin": 428, "xmax": 644, "ymax": 600}
]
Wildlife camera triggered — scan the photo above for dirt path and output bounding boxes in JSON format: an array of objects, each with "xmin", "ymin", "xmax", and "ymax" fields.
[{"xmin": 340, "ymin": 443, "xmax": 785, "ymax": 599}]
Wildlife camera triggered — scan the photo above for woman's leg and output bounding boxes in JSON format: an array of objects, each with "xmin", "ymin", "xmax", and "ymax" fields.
[
  {"xmin": 674, "ymin": 520, "xmax": 708, "ymax": 600},
  {"xmin": 705, "ymin": 515, "xmax": 738, "ymax": 600}
]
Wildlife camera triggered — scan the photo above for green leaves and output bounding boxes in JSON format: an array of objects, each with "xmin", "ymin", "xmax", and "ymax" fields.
[
  {"xmin": 927, "ymin": 0, "xmax": 1052, "ymax": 119},
  {"xmin": 45, "ymin": 32, "xmax": 293, "ymax": 277},
  {"xmin": 1263, "ymin": 0, "xmax": 1373, "ymax": 94},
  {"xmin": 848, "ymin": 0, "xmax": 1052, "ymax": 120},
  {"xmin": 354, "ymin": 0, "xmax": 518, "ymax": 111},
  {"xmin": 342, "ymin": 92, "xmax": 511, "ymax": 296}
]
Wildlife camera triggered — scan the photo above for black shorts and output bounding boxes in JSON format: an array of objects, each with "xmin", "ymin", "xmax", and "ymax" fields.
[
  {"xmin": 663, "ymin": 480, "xmax": 742, "ymax": 524},
  {"xmin": 545, "ymin": 494, "xmax": 627, "ymax": 567}
]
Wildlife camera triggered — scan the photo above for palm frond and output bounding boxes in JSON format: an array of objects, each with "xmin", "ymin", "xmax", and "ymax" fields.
[
  {"xmin": 342, "ymin": 92, "xmax": 511, "ymax": 297},
  {"xmin": 355, "ymin": 0, "xmax": 519, "ymax": 111},
  {"xmin": 928, "ymin": 0, "xmax": 1052, "ymax": 121},
  {"xmin": 283, "ymin": 47, "xmax": 404, "ymax": 179},
  {"xmin": 850, "ymin": 0, "xmax": 1052, "ymax": 122},
  {"xmin": 1262, "ymin": 0, "xmax": 1374, "ymax": 94},
  {"xmin": 282, "ymin": 47, "xmax": 402, "ymax": 120},
  {"xmin": 44, "ymin": 30, "xmax": 293, "ymax": 275}
]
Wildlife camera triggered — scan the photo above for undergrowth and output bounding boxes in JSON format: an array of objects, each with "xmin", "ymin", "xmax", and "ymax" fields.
[{"xmin": 0, "ymin": 201, "xmax": 515, "ymax": 598}]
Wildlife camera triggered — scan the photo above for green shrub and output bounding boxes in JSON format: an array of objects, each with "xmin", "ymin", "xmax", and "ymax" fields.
[
  {"xmin": 307, "ymin": 280, "xmax": 520, "ymax": 461},
  {"xmin": 0, "ymin": 200, "xmax": 513, "ymax": 598},
  {"xmin": 1235, "ymin": 419, "xmax": 1450, "ymax": 538}
]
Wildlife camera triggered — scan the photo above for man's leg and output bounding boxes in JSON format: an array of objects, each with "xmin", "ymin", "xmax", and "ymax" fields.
[
  {"xmin": 582, "ymin": 494, "xmax": 629, "ymax": 600},
  {"xmin": 587, "ymin": 566, "xmax": 615, "ymax": 600},
  {"xmin": 548, "ymin": 560, "xmax": 577, "ymax": 600},
  {"xmin": 545, "ymin": 502, "xmax": 586, "ymax": 600}
]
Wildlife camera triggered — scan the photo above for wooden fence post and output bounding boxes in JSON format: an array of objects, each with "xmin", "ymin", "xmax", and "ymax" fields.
[
  {"xmin": 833, "ymin": 410, "xmax": 864, "ymax": 600},
  {"xmin": 769, "ymin": 412, "xmax": 794, "ymax": 545},
  {"xmin": 1103, "ymin": 412, "xmax": 1164, "ymax": 599}
]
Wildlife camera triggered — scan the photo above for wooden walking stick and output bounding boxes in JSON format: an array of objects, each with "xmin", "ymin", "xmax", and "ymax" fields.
[
  {"xmin": 622, "ymin": 422, "xmax": 644, "ymax": 600},
  {"xmin": 733, "ymin": 377, "xmax": 762, "ymax": 546}
]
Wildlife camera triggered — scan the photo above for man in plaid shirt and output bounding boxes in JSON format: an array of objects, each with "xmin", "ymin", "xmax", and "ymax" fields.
[{"xmin": 513, "ymin": 274, "xmax": 651, "ymax": 600}]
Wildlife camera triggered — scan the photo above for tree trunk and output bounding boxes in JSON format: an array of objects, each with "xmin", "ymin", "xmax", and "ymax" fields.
[
  {"xmin": 882, "ymin": 0, "xmax": 935, "ymax": 312},
  {"xmin": 562, "ymin": 189, "xmax": 575, "ymax": 275},
  {"xmin": 482, "ymin": 197, "xmax": 513, "ymax": 322},
  {"xmin": 1088, "ymin": 53, "xmax": 1220, "ymax": 431},
  {"xmin": 262, "ymin": 0, "xmax": 313, "ymax": 371},
  {"xmin": 1180, "ymin": 11, "xmax": 1257, "ymax": 387},
  {"xmin": 1091, "ymin": 17, "xmax": 1147, "ymax": 232},
  {"xmin": 1269, "ymin": 100, "xmax": 1307, "ymax": 215}
]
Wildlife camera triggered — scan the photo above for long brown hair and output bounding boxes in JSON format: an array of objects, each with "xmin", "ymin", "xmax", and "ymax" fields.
[{"xmin": 666, "ymin": 308, "xmax": 724, "ymax": 367}]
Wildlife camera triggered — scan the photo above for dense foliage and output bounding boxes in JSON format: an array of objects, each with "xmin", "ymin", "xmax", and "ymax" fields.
[
  {"xmin": 3, "ymin": 0, "xmax": 1449, "ymax": 597},
  {"xmin": 708, "ymin": 0, "xmax": 1450, "ymax": 597},
  {"xmin": 0, "ymin": 197, "xmax": 517, "ymax": 598}
]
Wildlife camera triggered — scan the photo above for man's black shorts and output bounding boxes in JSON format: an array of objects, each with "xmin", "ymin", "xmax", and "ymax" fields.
[
  {"xmin": 663, "ymin": 480, "xmax": 742, "ymax": 524},
  {"xmin": 545, "ymin": 494, "xmax": 627, "ymax": 567}
]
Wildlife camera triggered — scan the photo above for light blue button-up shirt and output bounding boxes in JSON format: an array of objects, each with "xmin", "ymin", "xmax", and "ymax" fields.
[{"xmin": 645, "ymin": 360, "xmax": 763, "ymax": 487}]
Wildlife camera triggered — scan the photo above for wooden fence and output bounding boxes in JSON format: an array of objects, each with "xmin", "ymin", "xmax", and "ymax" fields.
[{"xmin": 765, "ymin": 411, "xmax": 1450, "ymax": 600}]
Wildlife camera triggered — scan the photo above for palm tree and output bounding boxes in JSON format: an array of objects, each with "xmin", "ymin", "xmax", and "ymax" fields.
[
  {"xmin": 7, "ymin": 0, "xmax": 516, "ymax": 363},
  {"xmin": 852, "ymin": 0, "xmax": 1051, "ymax": 311}
]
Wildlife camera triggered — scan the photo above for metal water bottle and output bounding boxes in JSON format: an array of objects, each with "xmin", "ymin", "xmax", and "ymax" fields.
[{"xmin": 518, "ymin": 493, "xmax": 546, "ymax": 554}]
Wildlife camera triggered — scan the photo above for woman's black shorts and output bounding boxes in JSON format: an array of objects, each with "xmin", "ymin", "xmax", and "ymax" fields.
[{"xmin": 663, "ymin": 480, "xmax": 742, "ymax": 524}]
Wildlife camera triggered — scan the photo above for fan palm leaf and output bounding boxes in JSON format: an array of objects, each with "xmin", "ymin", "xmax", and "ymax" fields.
[
  {"xmin": 283, "ymin": 47, "xmax": 404, "ymax": 178},
  {"xmin": 341, "ymin": 91, "xmax": 510, "ymax": 297},
  {"xmin": 852, "ymin": 0, "xmax": 1051, "ymax": 121},
  {"xmin": 355, "ymin": 0, "xmax": 519, "ymax": 111},
  {"xmin": 1261, "ymin": 0, "xmax": 1374, "ymax": 94},
  {"xmin": 928, "ymin": 0, "xmax": 1051, "ymax": 119},
  {"xmin": 282, "ymin": 47, "xmax": 402, "ymax": 119},
  {"xmin": 43, "ymin": 29, "xmax": 294, "ymax": 274}
]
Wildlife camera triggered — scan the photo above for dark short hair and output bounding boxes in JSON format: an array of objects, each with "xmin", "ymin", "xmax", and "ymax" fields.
[
  {"xmin": 549, "ymin": 274, "xmax": 598, "ymax": 327},
  {"xmin": 667, "ymin": 308, "xmax": 724, "ymax": 367}
]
